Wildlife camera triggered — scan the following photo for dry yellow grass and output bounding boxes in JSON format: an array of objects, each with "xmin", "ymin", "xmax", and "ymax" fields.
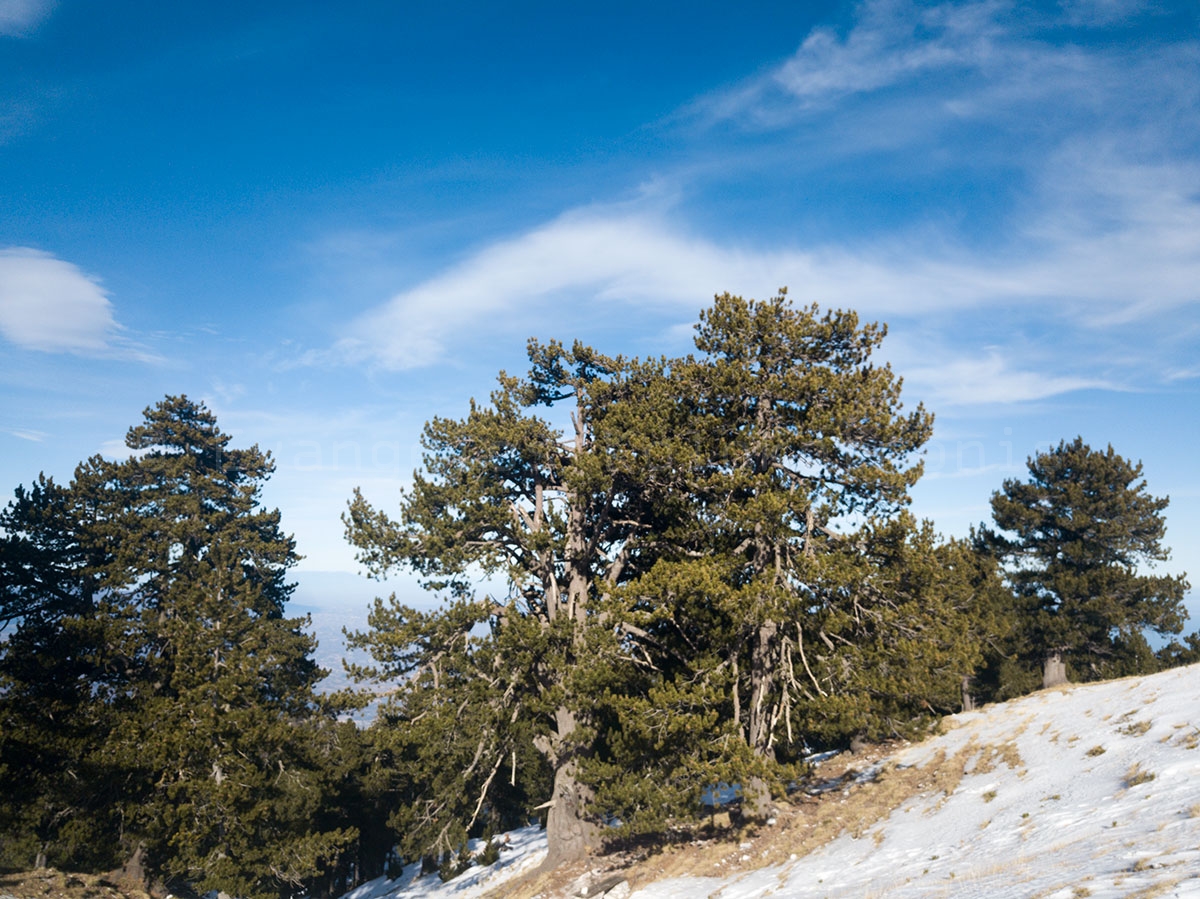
[
  {"xmin": 1125, "ymin": 763, "xmax": 1156, "ymax": 788},
  {"xmin": 490, "ymin": 736, "xmax": 1029, "ymax": 899},
  {"xmin": 1118, "ymin": 719, "xmax": 1152, "ymax": 737},
  {"xmin": 970, "ymin": 738, "xmax": 1025, "ymax": 776},
  {"xmin": 1122, "ymin": 878, "xmax": 1182, "ymax": 898},
  {"xmin": 0, "ymin": 870, "xmax": 153, "ymax": 899},
  {"xmin": 1173, "ymin": 728, "xmax": 1200, "ymax": 750}
]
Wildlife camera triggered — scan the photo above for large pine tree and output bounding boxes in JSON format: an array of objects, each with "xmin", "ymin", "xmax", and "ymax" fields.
[
  {"xmin": 594, "ymin": 293, "xmax": 991, "ymax": 822},
  {"xmin": 344, "ymin": 342, "xmax": 680, "ymax": 867},
  {"xmin": 0, "ymin": 476, "xmax": 116, "ymax": 871},
  {"xmin": 345, "ymin": 292, "xmax": 1003, "ymax": 851}
]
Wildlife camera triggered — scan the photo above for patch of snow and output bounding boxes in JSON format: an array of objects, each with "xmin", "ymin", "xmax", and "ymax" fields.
[{"xmin": 342, "ymin": 826, "xmax": 546, "ymax": 899}]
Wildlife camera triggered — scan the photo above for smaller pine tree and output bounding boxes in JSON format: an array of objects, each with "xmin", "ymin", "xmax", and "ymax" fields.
[{"xmin": 981, "ymin": 437, "xmax": 1190, "ymax": 687}]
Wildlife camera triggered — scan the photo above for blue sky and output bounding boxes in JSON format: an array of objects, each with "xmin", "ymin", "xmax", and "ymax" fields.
[{"xmin": 1, "ymin": 0, "xmax": 1198, "ymax": 623}]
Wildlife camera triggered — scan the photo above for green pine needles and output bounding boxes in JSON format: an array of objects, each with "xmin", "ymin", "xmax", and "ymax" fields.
[{"xmin": 979, "ymin": 437, "xmax": 1191, "ymax": 687}]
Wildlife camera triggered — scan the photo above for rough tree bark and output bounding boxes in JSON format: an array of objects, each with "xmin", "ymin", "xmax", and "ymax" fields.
[
  {"xmin": 538, "ymin": 399, "xmax": 604, "ymax": 866},
  {"xmin": 742, "ymin": 620, "xmax": 780, "ymax": 818},
  {"xmin": 1042, "ymin": 651, "xmax": 1068, "ymax": 689},
  {"xmin": 545, "ymin": 766, "xmax": 595, "ymax": 866},
  {"xmin": 961, "ymin": 675, "xmax": 975, "ymax": 712}
]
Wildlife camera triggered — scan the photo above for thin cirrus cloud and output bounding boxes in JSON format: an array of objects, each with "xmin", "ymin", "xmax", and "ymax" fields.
[
  {"xmin": 774, "ymin": 0, "xmax": 1003, "ymax": 104},
  {"xmin": 1059, "ymin": 0, "xmax": 1146, "ymax": 26},
  {"xmin": 327, "ymin": 201, "xmax": 1060, "ymax": 375},
  {"xmin": 689, "ymin": 0, "xmax": 1190, "ymax": 142},
  {"xmin": 331, "ymin": 153, "xmax": 1200, "ymax": 377},
  {"xmin": 688, "ymin": 0, "xmax": 1009, "ymax": 125},
  {"xmin": 329, "ymin": 205, "xmax": 1118, "ymax": 412},
  {"xmin": 0, "ymin": 0, "xmax": 55, "ymax": 38},
  {"xmin": 896, "ymin": 347, "xmax": 1112, "ymax": 408},
  {"xmin": 1007, "ymin": 153, "xmax": 1200, "ymax": 325},
  {"xmin": 332, "ymin": 212, "xmax": 775, "ymax": 371},
  {"xmin": 0, "ymin": 247, "xmax": 128, "ymax": 356}
]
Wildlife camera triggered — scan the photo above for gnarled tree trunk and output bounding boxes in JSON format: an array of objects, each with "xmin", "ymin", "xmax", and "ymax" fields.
[
  {"xmin": 743, "ymin": 620, "xmax": 780, "ymax": 819},
  {"xmin": 961, "ymin": 675, "xmax": 975, "ymax": 711},
  {"xmin": 1043, "ymin": 651, "xmax": 1068, "ymax": 689},
  {"xmin": 543, "ymin": 758, "xmax": 598, "ymax": 869},
  {"xmin": 538, "ymin": 706, "xmax": 599, "ymax": 869}
]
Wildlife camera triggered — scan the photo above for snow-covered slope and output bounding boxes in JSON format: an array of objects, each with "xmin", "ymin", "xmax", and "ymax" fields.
[
  {"xmin": 345, "ymin": 664, "xmax": 1200, "ymax": 898},
  {"xmin": 640, "ymin": 664, "xmax": 1200, "ymax": 898}
]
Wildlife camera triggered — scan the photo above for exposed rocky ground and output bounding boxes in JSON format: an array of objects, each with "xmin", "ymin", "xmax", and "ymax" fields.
[{"xmin": 0, "ymin": 870, "xmax": 154, "ymax": 899}]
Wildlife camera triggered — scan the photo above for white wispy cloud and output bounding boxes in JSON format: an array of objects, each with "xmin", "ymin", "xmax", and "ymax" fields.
[
  {"xmin": 1058, "ymin": 0, "xmax": 1147, "ymax": 27},
  {"xmin": 774, "ymin": 0, "xmax": 1004, "ymax": 105},
  {"xmin": 899, "ymin": 348, "xmax": 1111, "ymax": 407},
  {"xmin": 0, "ymin": 0, "xmax": 54, "ymax": 37},
  {"xmin": 1018, "ymin": 152, "xmax": 1200, "ymax": 323},
  {"xmin": 332, "ymin": 210, "xmax": 788, "ymax": 370},
  {"xmin": 5, "ymin": 428, "xmax": 47, "ymax": 442},
  {"xmin": 0, "ymin": 248, "xmax": 118, "ymax": 353},
  {"xmin": 0, "ymin": 247, "xmax": 156, "ymax": 360},
  {"xmin": 687, "ymin": 0, "xmax": 1011, "ymax": 127},
  {"xmin": 332, "ymin": 148, "xmax": 1200, "ymax": 375},
  {"xmin": 323, "ymin": 0, "xmax": 1198, "ymax": 406},
  {"xmin": 688, "ymin": 0, "xmax": 1195, "ymax": 146}
]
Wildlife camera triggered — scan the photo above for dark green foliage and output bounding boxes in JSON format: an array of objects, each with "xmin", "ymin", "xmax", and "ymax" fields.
[
  {"xmin": 0, "ymin": 475, "xmax": 91, "ymax": 631},
  {"xmin": 790, "ymin": 520, "xmax": 1003, "ymax": 744},
  {"xmin": 437, "ymin": 847, "xmax": 463, "ymax": 883},
  {"xmin": 949, "ymin": 536, "xmax": 1032, "ymax": 705},
  {"xmin": 0, "ymin": 300, "xmax": 1035, "ymax": 883},
  {"xmin": 344, "ymin": 337, "xmax": 763, "ymax": 859},
  {"xmin": 681, "ymin": 293, "xmax": 940, "ymax": 751},
  {"xmin": 1156, "ymin": 632, "xmax": 1200, "ymax": 668},
  {"xmin": 0, "ymin": 397, "xmax": 357, "ymax": 898},
  {"xmin": 596, "ymin": 293, "xmax": 994, "ymax": 824},
  {"xmin": 0, "ymin": 476, "xmax": 121, "ymax": 872},
  {"xmin": 475, "ymin": 837, "xmax": 501, "ymax": 867},
  {"xmin": 343, "ymin": 341, "xmax": 674, "ymax": 865},
  {"xmin": 980, "ymin": 437, "xmax": 1190, "ymax": 683},
  {"xmin": 344, "ymin": 595, "xmax": 552, "ymax": 863}
]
